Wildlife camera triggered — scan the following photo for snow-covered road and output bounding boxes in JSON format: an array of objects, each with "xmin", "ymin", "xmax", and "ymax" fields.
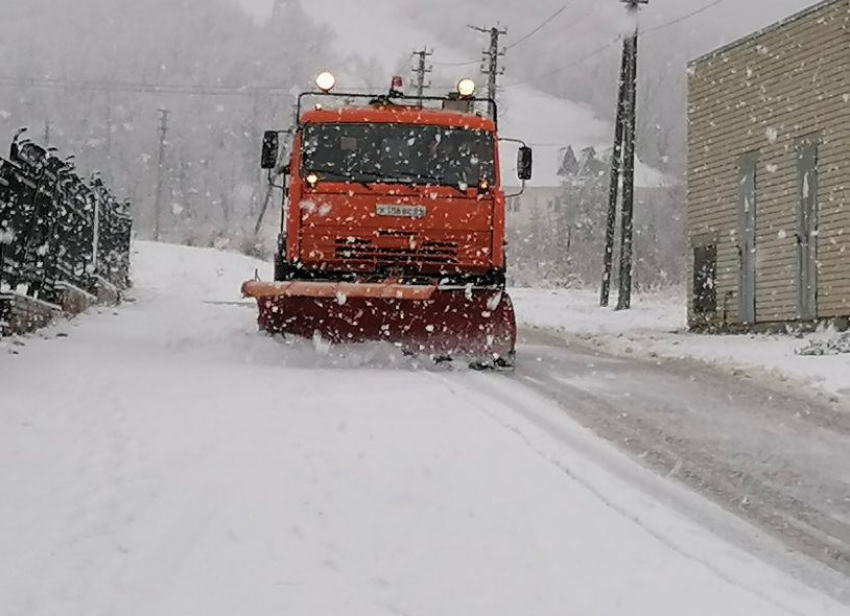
[{"xmin": 0, "ymin": 242, "xmax": 847, "ymax": 615}]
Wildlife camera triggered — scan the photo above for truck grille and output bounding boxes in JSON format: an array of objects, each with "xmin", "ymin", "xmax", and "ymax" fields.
[{"xmin": 334, "ymin": 237, "xmax": 458, "ymax": 265}]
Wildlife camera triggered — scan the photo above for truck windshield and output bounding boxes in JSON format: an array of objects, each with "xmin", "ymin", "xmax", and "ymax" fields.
[{"xmin": 301, "ymin": 123, "xmax": 496, "ymax": 189}]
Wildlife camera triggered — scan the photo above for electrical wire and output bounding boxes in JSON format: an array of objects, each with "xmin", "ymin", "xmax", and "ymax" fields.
[
  {"xmin": 550, "ymin": 6, "xmax": 600, "ymax": 38},
  {"xmin": 501, "ymin": 37, "xmax": 620, "ymax": 89},
  {"xmin": 432, "ymin": 2, "xmax": 580, "ymax": 70},
  {"xmin": 642, "ymin": 0, "xmax": 729, "ymax": 36},
  {"xmin": 431, "ymin": 59, "xmax": 480, "ymax": 67},
  {"xmin": 502, "ymin": 0, "xmax": 730, "ymax": 89},
  {"xmin": 506, "ymin": 2, "xmax": 573, "ymax": 50},
  {"xmin": 1, "ymin": 1, "xmax": 730, "ymax": 99},
  {"xmin": 433, "ymin": 3, "xmax": 575, "ymax": 69},
  {"xmin": 0, "ymin": 76, "xmax": 292, "ymax": 97}
]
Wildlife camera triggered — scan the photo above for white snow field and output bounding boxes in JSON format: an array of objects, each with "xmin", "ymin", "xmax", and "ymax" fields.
[{"xmin": 0, "ymin": 241, "xmax": 846, "ymax": 616}]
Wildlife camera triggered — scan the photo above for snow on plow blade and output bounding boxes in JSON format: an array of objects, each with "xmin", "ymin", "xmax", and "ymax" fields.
[{"xmin": 241, "ymin": 280, "xmax": 517, "ymax": 360}]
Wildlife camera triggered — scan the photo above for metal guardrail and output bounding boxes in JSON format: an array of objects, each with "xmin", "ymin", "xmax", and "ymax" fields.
[{"xmin": 0, "ymin": 133, "xmax": 131, "ymax": 329}]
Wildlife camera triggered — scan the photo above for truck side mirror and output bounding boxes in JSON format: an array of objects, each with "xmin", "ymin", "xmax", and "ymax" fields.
[
  {"xmin": 517, "ymin": 146, "xmax": 533, "ymax": 181},
  {"xmin": 261, "ymin": 131, "xmax": 280, "ymax": 170}
]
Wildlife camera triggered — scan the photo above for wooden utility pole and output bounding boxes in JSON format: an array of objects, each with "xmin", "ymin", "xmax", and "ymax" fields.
[
  {"xmin": 471, "ymin": 24, "xmax": 507, "ymax": 103},
  {"xmin": 600, "ymin": 0, "xmax": 646, "ymax": 310},
  {"xmin": 153, "ymin": 108, "xmax": 169, "ymax": 242},
  {"xmin": 412, "ymin": 47, "xmax": 433, "ymax": 104},
  {"xmin": 105, "ymin": 91, "xmax": 114, "ymax": 184},
  {"xmin": 600, "ymin": 45, "xmax": 631, "ymax": 307},
  {"xmin": 271, "ymin": 0, "xmax": 290, "ymax": 23},
  {"xmin": 617, "ymin": 27, "xmax": 639, "ymax": 311}
]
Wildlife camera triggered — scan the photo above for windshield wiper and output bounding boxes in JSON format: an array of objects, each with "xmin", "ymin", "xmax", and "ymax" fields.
[
  {"xmin": 407, "ymin": 173, "xmax": 471, "ymax": 196},
  {"xmin": 346, "ymin": 170, "xmax": 418, "ymax": 186},
  {"xmin": 309, "ymin": 168, "xmax": 472, "ymax": 196},
  {"xmin": 354, "ymin": 170, "xmax": 471, "ymax": 196}
]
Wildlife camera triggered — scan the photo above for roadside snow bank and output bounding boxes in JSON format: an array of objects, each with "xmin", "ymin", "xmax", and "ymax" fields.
[
  {"xmin": 798, "ymin": 331, "xmax": 850, "ymax": 357},
  {"xmin": 512, "ymin": 287, "xmax": 850, "ymax": 401}
]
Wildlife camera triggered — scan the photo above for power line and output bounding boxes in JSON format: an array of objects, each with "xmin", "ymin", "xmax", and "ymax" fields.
[
  {"xmin": 539, "ymin": 38, "xmax": 619, "ymax": 76},
  {"xmin": 552, "ymin": 5, "xmax": 600, "ymax": 35},
  {"xmin": 431, "ymin": 58, "xmax": 479, "ymax": 68},
  {"xmin": 506, "ymin": 2, "xmax": 573, "ymax": 50},
  {"xmin": 502, "ymin": 37, "xmax": 619, "ymax": 89},
  {"xmin": 432, "ymin": 4, "xmax": 596, "ymax": 72},
  {"xmin": 643, "ymin": 0, "xmax": 729, "ymax": 35},
  {"xmin": 434, "ymin": 3, "xmax": 594, "ymax": 67},
  {"xmin": 433, "ymin": 13, "xmax": 523, "ymax": 71},
  {"xmin": 555, "ymin": 6, "xmax": 600, "ymax": 35},
  {"xmin": 17, "ymin": 0, "xmax": 717, "ymax": 100},
  {"xmin": 0, "ymin": 76, "xmax": 293, "ymax": 97},
  {"xmin": 503, "ymin": 0, "xmax": 729, "ymax": 90}
]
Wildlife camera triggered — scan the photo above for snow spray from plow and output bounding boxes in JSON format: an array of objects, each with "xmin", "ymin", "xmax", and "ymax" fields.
[{"xmin": 242, "ymin": 281, "xmax": 517, "ymax": 362}]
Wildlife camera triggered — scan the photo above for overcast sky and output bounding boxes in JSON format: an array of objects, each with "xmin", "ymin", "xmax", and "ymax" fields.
[{"xmin": 235, "ymin": 0, "xmax": 819, "ymax": 52}]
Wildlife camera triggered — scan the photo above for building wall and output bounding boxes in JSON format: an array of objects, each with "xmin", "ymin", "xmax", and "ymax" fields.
[
  {"xmin": 687, "ymin": 0, "xmax": 850, "ymax": 328},
  {"xmin": 506, "ymin": 186, "xmax": 561, "ymax": 230}
]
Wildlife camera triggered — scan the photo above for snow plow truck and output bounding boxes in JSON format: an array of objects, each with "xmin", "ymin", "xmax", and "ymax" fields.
[{"xmin": 242, "ymin": 72, "xmax": 533, "ymax": 368}]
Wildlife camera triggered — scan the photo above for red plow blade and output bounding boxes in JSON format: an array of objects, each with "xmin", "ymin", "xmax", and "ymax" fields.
[{"xmin": 242, "ymin": 281, "xmax": 516, "ymax": 362}]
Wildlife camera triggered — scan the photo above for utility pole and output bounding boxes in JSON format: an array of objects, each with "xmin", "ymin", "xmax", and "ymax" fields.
[
  {"xmin": 600, "ymin": 37, "xmax": 631, "ymax": 307},
  {"xmin": 616, "ymin": 0, "xmax": 645, "ymax": 311},
  {"xmin": 412, "ymin": 47, "xmax": 433, "ymax": 104},
  {"xmin": 43, "ymin": 120, "xmax": 51, "ymax": 147},
  {"xmin": 105, "ymin": 91, "xmax": 114, "ymax": 184},
  {"xmin": 251, "ymin": 90, "xmax": 263, "ymax": 216},
  {"xmin": 271, "ymin": 0, "xmax": 289, "ymax": 23},
  {"xmin": 154, "ymin": 108, "xmax": 169, "ymax": 242},
  {"xmin": 471, "ymin": 24, "xmax": 507, "ymax": 103},
  {"xmin": 600, "ymin": 0, "xmax": 646, "ymax": 310}
]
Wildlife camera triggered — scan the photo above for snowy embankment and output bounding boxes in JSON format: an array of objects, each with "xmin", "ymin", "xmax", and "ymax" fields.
[
  {"xmin": 0, "ymin": 241, "xmax": 847, "ymax": 615},
  {"xmin": 512, "ymin": 287, "xmax": 850, "ymax": 403}
]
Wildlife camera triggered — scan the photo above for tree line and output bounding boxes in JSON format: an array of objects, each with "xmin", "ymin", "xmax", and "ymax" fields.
[{"xmin": 0, "ymin": 0, "xmax": 335, "ymax": 249}]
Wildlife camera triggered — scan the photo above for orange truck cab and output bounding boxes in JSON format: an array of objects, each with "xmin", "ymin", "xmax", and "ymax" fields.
[{"xmin": 243, "ymin": 74, "xmax": 532, "ymax": 366}]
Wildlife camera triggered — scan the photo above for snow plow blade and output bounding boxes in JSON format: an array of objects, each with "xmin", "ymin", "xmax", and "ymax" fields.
[{"xmin": 241, "ymin": 280, "xmax": 517, "ymax": 361}]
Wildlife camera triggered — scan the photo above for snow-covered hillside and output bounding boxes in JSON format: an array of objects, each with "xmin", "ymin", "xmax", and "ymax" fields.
[{"xmin": 0, "ymin": 241, "xmax": 846, "ymax": 615}]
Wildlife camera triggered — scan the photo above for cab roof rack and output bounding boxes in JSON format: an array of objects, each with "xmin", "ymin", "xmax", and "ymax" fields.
[{"xmin": 296, "ymin": 91, "xmax": 498, "ymax": 128}]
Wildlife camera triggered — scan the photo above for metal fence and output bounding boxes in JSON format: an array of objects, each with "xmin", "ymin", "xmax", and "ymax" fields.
[{"xmin": 0, "ymin": 132, "xmax": 132, "ymax": 324}]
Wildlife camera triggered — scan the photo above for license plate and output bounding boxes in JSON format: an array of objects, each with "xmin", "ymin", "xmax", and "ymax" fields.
[{"xmin": 376, "ymin": 204, "xmax": 427, "ymax": 219}]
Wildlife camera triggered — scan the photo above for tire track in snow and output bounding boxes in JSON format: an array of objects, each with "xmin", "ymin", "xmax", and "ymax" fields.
[
  {"xmin": 508, "ymin": 330, "xmax": 850, "ymax": 584},
  {"xmin": 421, "ymin": 368, "xmax": 849, "ymax": 613}
]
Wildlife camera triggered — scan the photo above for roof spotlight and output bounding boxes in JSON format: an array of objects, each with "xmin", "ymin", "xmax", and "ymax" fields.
[
  {"xmin": 457, "ymin": 78, "xmax": 477, "ymax": 98},
  {"xmin": 315, "ymin": 71, "xmax": 336, "ymax": 93}
]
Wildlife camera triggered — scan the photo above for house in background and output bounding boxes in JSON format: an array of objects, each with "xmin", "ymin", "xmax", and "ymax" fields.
[
  {"xmin": 688, "ymin": 0, "xmax": 850, "ymax": 331},
  {"xmin": 506, "ymin": 145, "xmax": 669, "ymax": 230}
]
